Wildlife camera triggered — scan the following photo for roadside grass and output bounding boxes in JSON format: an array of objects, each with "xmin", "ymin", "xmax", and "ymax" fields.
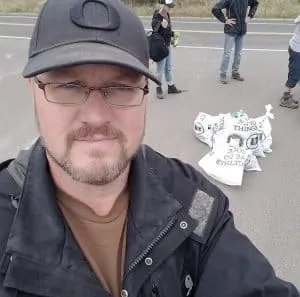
[{"xmin": 1, "ymin": 0, "xmax": 300, "ymax": 19}]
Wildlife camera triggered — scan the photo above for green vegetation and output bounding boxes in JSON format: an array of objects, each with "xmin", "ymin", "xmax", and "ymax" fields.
[{"xmin": 1, "ymin": 0, "xmax": 300, "ymax": 19}]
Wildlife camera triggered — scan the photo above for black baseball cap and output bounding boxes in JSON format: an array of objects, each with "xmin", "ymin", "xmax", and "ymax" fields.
[{"xmin": 23, "ymin": 0, "xmax": 161, "ymax": 85}]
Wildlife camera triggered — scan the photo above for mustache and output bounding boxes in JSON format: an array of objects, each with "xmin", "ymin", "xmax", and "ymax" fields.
[{"xmin": 70, "ymin": 124, "xmax": 124, "ymax": 140}]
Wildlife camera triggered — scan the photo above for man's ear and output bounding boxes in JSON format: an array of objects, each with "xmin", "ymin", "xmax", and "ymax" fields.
[
  {"xmin": 26, "ymin": 78, "xmax": 36, "ymax": 106},
  {"xmin": 26, "ymin": 78, "xmax": 34, "ymax": 88}
]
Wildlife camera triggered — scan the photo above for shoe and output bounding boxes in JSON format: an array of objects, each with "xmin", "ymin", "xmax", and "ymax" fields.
[
  {"xmin": 232, "ymin": 72, "xmax": 244, "ymax": 81},
  {"xmin": 156, "ymin": 87, "xmax": 164, "ymax": 99},
  {"xmin": 219, "ymin": 74, "xmax": 228, "ymax": 84},
  {"xmin": 168, "ymin": 84, "xmax": 182, "ymax": 94},
  {"xmin": 282, "ymin": 92, "xmax": 299, "ymax": 104},
  {"xmin": 280, "ymin": 93, "xmax": 299, "ymax": 109}
]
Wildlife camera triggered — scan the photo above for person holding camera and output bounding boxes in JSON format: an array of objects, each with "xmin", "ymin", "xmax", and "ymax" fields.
[{"xmin": 151, "ymin": 0, "xmax": 182, "ymax": 99}]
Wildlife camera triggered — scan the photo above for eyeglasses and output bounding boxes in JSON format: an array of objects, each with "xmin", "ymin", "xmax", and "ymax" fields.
[{"xmin": 33, "ymin": 77, "xmax": 149, "ymax": 107}]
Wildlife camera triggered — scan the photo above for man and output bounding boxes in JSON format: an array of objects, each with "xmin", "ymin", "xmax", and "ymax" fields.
[
  {"xmin": 212, "ymin": 0, "xmax": 259, "ymax": 84},
  {"xmin": 0, "ymin": 0, "xmax": 299, "ymax": 297},
  {"xmin": 279, "ymin": 15, "xmax": 300, "ymax": 109},
  {"xmin": 151, "ymin": 0, "xmax": 182, "ymax": 99}
]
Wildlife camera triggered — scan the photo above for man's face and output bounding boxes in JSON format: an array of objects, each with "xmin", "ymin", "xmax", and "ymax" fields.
[
  {"xmin": 29, "ymin": 64, "xmax": 147, "ymax": 185},
  {"xmin": 164, "ymin": 5, "xmax": 171, "ymax": 12}
]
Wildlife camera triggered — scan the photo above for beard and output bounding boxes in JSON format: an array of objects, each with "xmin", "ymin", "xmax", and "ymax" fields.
[{"xmin": 40, "ymin": 123, "xmax": 134, "ymax": 186}]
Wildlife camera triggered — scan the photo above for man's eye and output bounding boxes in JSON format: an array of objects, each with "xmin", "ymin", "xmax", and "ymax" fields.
[
  {"xmin": 60, "ymin": 84, "xmax": 81, "ymax": 89},
  {"xmin": 112, "ymin": 86, "xmax": 136, "ymax": 93},
  {"xmin": 110, "ymin": 82, "xmax": 132, "ymax": 88}
]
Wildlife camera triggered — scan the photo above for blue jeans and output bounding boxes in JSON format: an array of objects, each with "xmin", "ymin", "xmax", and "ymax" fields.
[
  {"xmin": 220, "ymin": 34, "xmax": 244, "ymax": 75},
  {"xmin": 156, "ymin": 47, "xmax": 174, "ymax": 86},
  {"xmin": 286, "ymin": 46, "xmax": 300, "ymax": 88}
]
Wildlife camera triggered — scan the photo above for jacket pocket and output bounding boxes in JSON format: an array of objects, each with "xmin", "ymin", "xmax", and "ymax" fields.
[
  {"xmin": 151, "ymin": 278, "xmax": 186, "ymax": 297},
  {"xmin": 141, "ymin": 279, "xmax": 165, "ymax": 297},
  {"xmin": 224, "ymin": 23, "xmax": 237, "ymax": 35}
]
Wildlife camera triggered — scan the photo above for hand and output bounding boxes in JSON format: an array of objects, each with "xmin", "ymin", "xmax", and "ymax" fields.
[
  {"xmin": 245, "ymin": 16, "xmax": 251, "ymax": 23},
  {"xmin": 225, "ymin": 18, "xmax": 236, "ymax": 26},
  {"xmin": 161, "ymin": 19, "xmax": 168, "ymax": 28}
]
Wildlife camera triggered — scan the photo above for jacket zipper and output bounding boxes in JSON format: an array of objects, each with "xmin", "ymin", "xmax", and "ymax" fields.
[
  {"xmin": 152, "ymin": 283, "xmax": 160, "ymax": 297},
  {"xmin": 127, "ymin": 215, "xmax": 178, "ymax": 273}
]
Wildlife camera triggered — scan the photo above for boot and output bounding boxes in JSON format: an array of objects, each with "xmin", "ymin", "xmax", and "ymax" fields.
[
  {"xmin": 279, "ymin": 92, "xmax": 299, "ymax": 109},
  {"xmin": 156, "ymin": 86, "xmax": 164, "ymax": 99},
  {"xmin": 168, "ymin": 84, "xmax": 182, "ymax": 94},
  {"xmin": 219, "ymin": 73, "xmax": 228, "ymax": 84},
  {"xmin": 232, "ymin": 72, "xmax": 245, "ymax": 81}
]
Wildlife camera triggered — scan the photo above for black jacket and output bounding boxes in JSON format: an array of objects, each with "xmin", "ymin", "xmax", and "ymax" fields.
[
  {"xmin": 151, "ymin": 9, "xmax": 172, "ymax": 47},
  {"xmin": 0, "ymin": 139, "xmax": 299, "ymax": 297},
  {"xmin": 212, "ymin": 0, "xmax": 259, "ymax": 35}
]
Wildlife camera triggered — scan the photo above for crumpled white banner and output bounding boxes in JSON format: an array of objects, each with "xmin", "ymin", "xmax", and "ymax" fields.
[{"xmin": 193, "ymin": 104, "xmax": 274, "ymax": 186}]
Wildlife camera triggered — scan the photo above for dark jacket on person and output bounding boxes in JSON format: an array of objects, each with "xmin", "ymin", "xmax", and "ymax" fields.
[
  {"xmin": 212, "ymin": 0, "xmax": 259, "ymax": 35},
  {"xmin": 0, "ymin": 139, "xmax": 299, "ymax": 297},
  {"xmin": 151, "ymin": 9, "xmax": 172, "ymax": 47}
]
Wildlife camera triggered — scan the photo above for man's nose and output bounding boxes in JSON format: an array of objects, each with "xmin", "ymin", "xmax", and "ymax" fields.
[{"xmin": 78, "ymin": 89, "xmax": 114, "ymax": 124}]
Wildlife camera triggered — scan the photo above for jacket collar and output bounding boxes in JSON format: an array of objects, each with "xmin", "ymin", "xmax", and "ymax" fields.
[
  {"xmin": 125, "ymin": 146, "xmax": 183, "ymax": 273},
  {"xmin": 6, "ymin": 139, "xmax": 66, "ymax": 266}
]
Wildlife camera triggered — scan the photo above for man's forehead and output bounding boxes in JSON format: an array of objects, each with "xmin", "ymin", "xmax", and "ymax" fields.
[{"xmin": 40, "ymin": 64, "xmax": 143, "ymax": 81}]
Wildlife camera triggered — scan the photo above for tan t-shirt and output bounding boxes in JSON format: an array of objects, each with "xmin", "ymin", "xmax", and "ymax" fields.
[{"xmin": 57, "ymin": 190, "xmax": 128, "ymax": 297}]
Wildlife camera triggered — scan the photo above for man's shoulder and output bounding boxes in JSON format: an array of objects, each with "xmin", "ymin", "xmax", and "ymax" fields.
[
  {"xmin": 0, "ymin": 158, "xmax": 20, "ymax": 212},
  {"xmin": 0, "ymin": 161, "xmax": 19, "ymax": 261},
  {"xmin": 0, "ymin": 153, "xmax": 24, "ymax": 229},
  {"xmin": 0, "ymin": 159, "xmax": 14, "ymax": 172},
  {"xmin": 142, "ymin": 144, "xmax": 226, "ymax": 197},
  {"xmin": 142, "ymin": 144, "xmax": 197, "ymax": 177},
  {"xmin": 142, "ymin": 145, "xmax": 230, "ymax": 241}
]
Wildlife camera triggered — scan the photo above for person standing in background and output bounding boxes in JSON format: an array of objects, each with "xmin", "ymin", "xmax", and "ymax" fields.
[
  {"xmin": 151, "ymin": 0, "xmax": 182, "ymax": 99},
  {"xmin": 212, "ymin": 0, "xmax": 259, "ymax": 84},
  {"xmin": 279, "ymin": 15, "xmax": 300, "ymax": 109}
]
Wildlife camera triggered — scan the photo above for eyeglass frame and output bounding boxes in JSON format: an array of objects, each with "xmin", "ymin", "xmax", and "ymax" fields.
[{"xmin": 33, "ymin": 77, "xmax": 149, "ymax": 108}]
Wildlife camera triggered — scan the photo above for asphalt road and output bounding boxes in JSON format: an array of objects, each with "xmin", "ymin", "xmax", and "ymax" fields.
[{"xmin": 1, "ymin": 15, "xmax": 300, "ymax": 289}]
